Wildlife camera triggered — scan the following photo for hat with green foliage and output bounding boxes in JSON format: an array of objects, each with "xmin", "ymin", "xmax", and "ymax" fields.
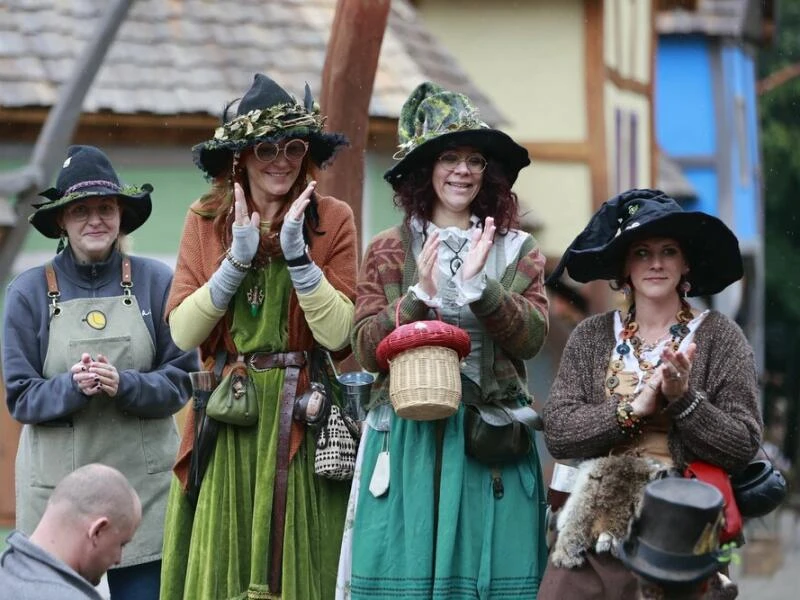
[
  {"xmin": 31, "ymin": 145, "xmax": 152, "ymax": 238},
  {"xmin": 193, "ymin": 73, "xmax": 348, "ymax": 178},
  {"xmin": 384, "ymin": 82, "xmax": 530, "ymax": 186}
]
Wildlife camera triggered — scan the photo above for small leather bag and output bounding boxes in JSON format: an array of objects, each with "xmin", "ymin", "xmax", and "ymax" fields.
[
  {"xmin": 461, "ymin": 378, "xmax": 542, "ymax": 465},
  {"xmin": 730, "ymin": 458, "xmax": 788, "ymax": 519},
  {"xmin": 464, "ymin": 403, "xmax": 532, "ymax": 465},
  {"xmin": 206, "ymin": 356, "xmax": 259, "ymax": 427}
]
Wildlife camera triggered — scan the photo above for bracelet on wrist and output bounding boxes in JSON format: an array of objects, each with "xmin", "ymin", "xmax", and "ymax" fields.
[
  {"xmin": 225, "ymin": 248, "xmax": 251, "ymax": 272},
  {"xmin": 615, "ymin": 399, "xmax": 643, "ymax": 437},
  {"xmin": 675, "ymin": 390, "xmax": 705, "ymax": 421}
]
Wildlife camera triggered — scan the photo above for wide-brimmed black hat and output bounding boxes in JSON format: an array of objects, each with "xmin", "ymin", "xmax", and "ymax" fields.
[
  {"xmin": 31, "ymin": 145, "xmax": 152, "ymax": 238},
  {"xmin": 193, "ymin": 73, "xmax": 348, "ymax": 178},
  {"xmin": 384, "ymin": 82, "xmax": 530, "ymax": 186},
  {"xmin": 546, "ymin": 188, "xmax": 743, "ymax": 297},
  {"xmin": 618, "ymin": 478, "xmax": 726, "ymax": 587}
]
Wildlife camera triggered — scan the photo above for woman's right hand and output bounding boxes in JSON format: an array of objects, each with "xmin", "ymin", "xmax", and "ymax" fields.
[
  {"xmin": 630, "ymin": 371, "xmax": 663, "ymax": 418},
  {"xmin": 71, "ymin": 353, "xmax": 103, "ymax": 396},
  {"xmin": 231, "ymin": 182, "xmax": 260, "ymax": 264},
  {"xmin": 417, "ymin": 230, "xmax": 440, "ymax": 298}
]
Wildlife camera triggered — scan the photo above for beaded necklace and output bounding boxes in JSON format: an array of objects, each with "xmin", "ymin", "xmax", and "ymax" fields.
[{"xmin": 606, "ymin": 300, "xmax": 693, "ymax": 396}]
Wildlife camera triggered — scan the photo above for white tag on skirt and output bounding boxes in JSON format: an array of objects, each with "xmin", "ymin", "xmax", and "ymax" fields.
[{"xmin": 369, "ymin": 451, "xmax": 390, "ymax": 497}]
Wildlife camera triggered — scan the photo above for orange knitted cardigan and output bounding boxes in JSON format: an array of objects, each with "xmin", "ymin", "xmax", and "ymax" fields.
[{"xmin": 167, "ymin": 194, "xmax": 358, "ymax": 490}]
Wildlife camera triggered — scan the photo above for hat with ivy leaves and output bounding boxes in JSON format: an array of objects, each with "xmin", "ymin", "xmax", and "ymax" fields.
[
  {"xmin": 31, "ymin": 145, "xmax": 153, "ymax": 238},
  {"xmin": 192, "ymin": 73, "xmax": 348, "ymax": 178},
  {"xmin": 384, "ymin": 81, "xmax": 530, "ymax": 186}
]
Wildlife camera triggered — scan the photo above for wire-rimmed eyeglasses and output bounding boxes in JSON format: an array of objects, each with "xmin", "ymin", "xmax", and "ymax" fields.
[
  {"xmin": 437, "ymin": 152, "xmax": 487, "ymax": 174},
  {"xmin": 254, "ymin": 139, "xmax": 310, "ymax": 163}
]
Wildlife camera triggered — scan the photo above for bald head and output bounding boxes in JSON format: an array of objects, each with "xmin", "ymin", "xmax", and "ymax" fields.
[{"xmin": 47, "ymin": 463, "xmax": 141, "ymax": 530}]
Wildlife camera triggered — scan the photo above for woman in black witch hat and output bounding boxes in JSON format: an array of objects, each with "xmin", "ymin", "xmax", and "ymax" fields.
[
  {"xmin": 159, "ymin": 74, "xmax": 358, "ymax": 600},
  {"xmin": 1, "ymin": 145, "xmax": 198, "ymax": 600},
  {"xmin": 538, "ymin": 189, "xmax": 762, "ymax": 599}
]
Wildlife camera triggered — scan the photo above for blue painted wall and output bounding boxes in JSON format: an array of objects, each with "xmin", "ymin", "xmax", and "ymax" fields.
[{"xmin": 656, "ymin": 35, "xmax": 762, "ymax": 245}]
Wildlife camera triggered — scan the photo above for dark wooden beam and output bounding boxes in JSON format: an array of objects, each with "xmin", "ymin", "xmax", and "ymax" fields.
[{"xmin": 317, "ymin": 0, "xmax": 391, "ymax": 252}]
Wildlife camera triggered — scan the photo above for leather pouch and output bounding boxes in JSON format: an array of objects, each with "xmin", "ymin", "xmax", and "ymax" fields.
[
  {"xmin": 206, "ymin": 362, "xmax": 259, "ymax": 427},
  {"xmin": 464, "ymin": 402, "xmax": 531, "ymax": 465}
]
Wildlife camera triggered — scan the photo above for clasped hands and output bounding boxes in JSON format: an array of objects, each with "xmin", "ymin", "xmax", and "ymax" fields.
[
  {"xmin": 417, "ymin": 216, "xmax": 497, "ymax": 298},
  {"xmin": 632, "ymin": 343, "xmax": 697, "ymax": 417},
  {"xmin": 71, "ymin": 353, "xmax": 119, "ymax": 397}
]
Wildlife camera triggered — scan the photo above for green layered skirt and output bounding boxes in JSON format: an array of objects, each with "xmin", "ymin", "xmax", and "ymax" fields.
[{"xmin": 346, "ymin": 405, "xmax": 547, "ymax": 599}]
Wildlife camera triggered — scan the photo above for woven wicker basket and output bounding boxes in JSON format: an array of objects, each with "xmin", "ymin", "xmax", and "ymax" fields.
[{"xmin": 388, "ymin": 345, "xmax": 461, "ymax": 420}]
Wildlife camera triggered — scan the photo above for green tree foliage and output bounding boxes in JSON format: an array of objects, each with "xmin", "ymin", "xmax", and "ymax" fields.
[{"xmin": 760, "ymin": 0, "xmax": 800, "ymax": 365}]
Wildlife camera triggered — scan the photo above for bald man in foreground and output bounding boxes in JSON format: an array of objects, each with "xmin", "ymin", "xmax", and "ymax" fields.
[{"xmin": 0, "ymin": 463, "xmax": 142, "ymax": 599}]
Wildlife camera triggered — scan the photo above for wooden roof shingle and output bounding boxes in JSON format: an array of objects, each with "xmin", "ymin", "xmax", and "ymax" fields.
[{"xmin": 0, "ymin": 0, "xmax": 504, "ymax": 125}]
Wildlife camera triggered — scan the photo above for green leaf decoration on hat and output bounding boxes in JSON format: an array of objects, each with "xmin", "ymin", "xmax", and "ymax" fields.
[
  {"xmin": 210, "ymin": 103, "xmax": 326, "ymax": 146},
  {"xmin": 394, "ymin": 82, "xmax": 489, "ymax": 159}
]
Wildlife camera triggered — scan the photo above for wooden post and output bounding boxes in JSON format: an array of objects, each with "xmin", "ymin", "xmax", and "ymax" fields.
[{"xmin": 317, "ymin": 0, "xmax": 391, "ymax": 250}]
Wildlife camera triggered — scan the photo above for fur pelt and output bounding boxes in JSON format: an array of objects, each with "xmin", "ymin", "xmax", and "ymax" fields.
[{"xmin": 551, "ymin": 454, "xmax": 662, "ymax": 568}]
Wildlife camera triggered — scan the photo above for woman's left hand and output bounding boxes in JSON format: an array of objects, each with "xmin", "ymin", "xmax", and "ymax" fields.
[
  {"xmin": 658, "ymin": 342, "xmax": 696, "ymax": 403},
  {"xmin": 280, "ymin": 181, "xmax": 316, "ymax": 260},
  {"xmin": 461, "ymin": 217, "xmax": 496, "ymax": 281},
  {"xmin": 88, "ymin": 354, "xmax": 120, "ymax": 398}
]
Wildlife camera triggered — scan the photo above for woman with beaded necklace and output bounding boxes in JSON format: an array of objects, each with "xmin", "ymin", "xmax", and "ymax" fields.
[{"xmin": 538, "ymin": 188, "xmax": 762, "ymax": 599}]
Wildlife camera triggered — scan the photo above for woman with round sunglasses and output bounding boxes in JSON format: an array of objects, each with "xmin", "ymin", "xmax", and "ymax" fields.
[
  {"xmin": 337, "ymin": 82, "xmax": 549, "ymax": 599},
  {"xmin": 2, "ymin": 145, "xmax": 197, "ymax": 600},
  {"xmin": 159, "ymin": 74, "xmax": 358, "ymax": 599}
]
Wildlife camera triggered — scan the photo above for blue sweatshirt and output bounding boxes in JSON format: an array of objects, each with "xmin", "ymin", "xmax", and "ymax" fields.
[{"xmin": 2, "ymin": 247, "xmax": 198, "ymax": 423}]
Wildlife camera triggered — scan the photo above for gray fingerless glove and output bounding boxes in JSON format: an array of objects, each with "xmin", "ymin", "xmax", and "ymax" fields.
[
  {"xmin": 280, "ymin": 213, "xmax": 322, "ymax": 293},
  {"xmin": 288, "ymin": 263, "xmax": 323, "ymax": 294},
  {"xmin": 279, "ymin": 215, "xmax": 306, "ymax": 260},
  {"xmin": 208, "ymin": 223, "xmax": 260, "ymax": 309},
  {"xmin": 231, "ymin": 222, "xmax": 259, "ymax": 264}
]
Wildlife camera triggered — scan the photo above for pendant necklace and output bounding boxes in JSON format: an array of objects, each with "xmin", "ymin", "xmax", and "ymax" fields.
[
  {"xmin": 247, "ymin": 285, "xmax": 265, "ymax": 316},
  {"xmin": 440, "ymin": 237, "xmax": 469, "ymax": 275}
]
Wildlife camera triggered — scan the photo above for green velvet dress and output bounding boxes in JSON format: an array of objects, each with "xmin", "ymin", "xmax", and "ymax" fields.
[{"xmin": 161, "ymin": 265, "xmax": 350, "ymax": 600}]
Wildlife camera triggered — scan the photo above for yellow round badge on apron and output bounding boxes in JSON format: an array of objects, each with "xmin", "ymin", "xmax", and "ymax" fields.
[{"xmin": 83, "ymin": 310, "xmax": 107, "ymax": 330}]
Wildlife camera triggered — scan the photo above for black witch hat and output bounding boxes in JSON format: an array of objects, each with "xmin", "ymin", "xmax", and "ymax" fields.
[
  {"xmin": 546, "ymin": 189, "xmax": 743, "ymax": 297},
  {"xmin": 192, "ymin": 73, "xmax": 348, "ymax": 178}
]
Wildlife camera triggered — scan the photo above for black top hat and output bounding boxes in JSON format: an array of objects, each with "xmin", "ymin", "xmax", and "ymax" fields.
[
  {"xmin": 546, "ymin": 188, "xmax": 743, "ymax": 297},
  {"xmin": 618, "ymin": 478, "xmax": 726, "ymax": 587},
  {"xmin": 384, "ymin": 82, "xmax": 530, "ymax": 187},
  {"xmin": 30, "ymin": 145, "xmax": 152, "ymax": 239},
  {"xmin": 192, "ymin": 73, "xmax": 349, "ymax": 178}
]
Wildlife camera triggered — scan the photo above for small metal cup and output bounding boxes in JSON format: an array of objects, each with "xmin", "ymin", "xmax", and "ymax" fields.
[{"xmin": 337, "ymin": 371, "xmax": 374, "ymax": 421}]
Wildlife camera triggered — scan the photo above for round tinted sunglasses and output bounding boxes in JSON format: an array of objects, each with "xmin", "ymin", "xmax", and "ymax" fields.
[{"xmin": 254, "ymin": 139, "xmax": 310, "ymax": 163}]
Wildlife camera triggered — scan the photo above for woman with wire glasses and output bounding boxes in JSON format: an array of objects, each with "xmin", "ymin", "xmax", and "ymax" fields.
[
  {"xmin": 336, "ymin": 82, "xmax": 549, "ymax": 599},
  {"xmin": 159, "ymin": 73, "xmax": 358, "ymax": 600}
]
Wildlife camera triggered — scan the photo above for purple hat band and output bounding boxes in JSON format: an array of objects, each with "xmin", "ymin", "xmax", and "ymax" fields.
[{"xmin": 63, "ymin": 179, "xmax": 122, "ymax": 195}]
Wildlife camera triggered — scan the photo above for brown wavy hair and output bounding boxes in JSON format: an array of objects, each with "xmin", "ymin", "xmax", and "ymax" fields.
[
  {"xmin": 195, "ymin": 146, "xmax": 324, "ymax": 265},
  {"xmin": 391, "ymin": 156, "xmax": 520, "ymax": 235}
]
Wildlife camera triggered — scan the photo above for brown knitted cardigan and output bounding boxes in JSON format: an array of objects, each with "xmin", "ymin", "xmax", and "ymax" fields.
[
  {"xmin": 167, "ymin": 194, "xmax": 358, "ymax": 489},
  {"xmin": 542, "ymin": 310, "xmax": 762, "ymax": 474}
]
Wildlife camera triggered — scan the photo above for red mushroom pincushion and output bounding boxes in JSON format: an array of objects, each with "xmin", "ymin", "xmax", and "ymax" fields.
[{"xmin": 376, "ymin": 311, "xmax": 471, "ymax": 420}]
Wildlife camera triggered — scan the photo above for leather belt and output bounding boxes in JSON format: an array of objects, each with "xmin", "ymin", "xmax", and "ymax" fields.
[
  {"xmin": 244, "ymin": 350, "xmax": 306, "ymax": 372},
  {"xmin": 238, "ymin": 350, "xmax": 305, "ymax": 594}
]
